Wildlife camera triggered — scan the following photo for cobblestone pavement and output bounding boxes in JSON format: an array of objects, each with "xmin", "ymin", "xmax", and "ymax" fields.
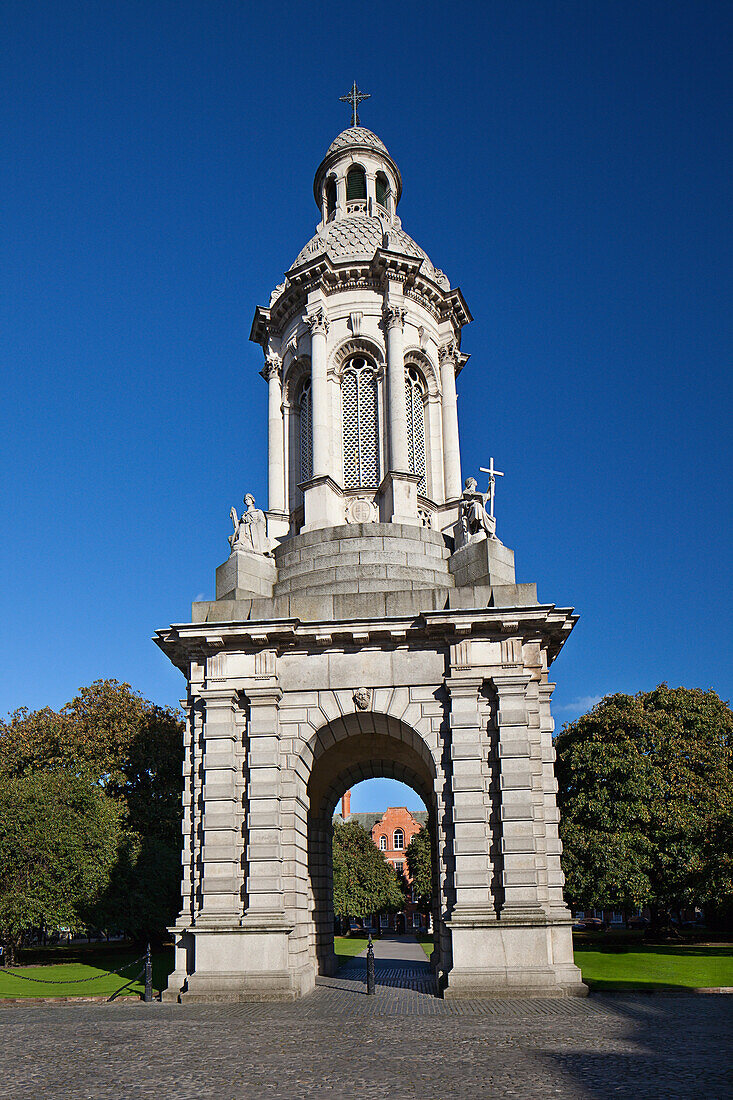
[{"xmin": 3, "ymin": 977, "xmax": 731, "ymax": 1099}]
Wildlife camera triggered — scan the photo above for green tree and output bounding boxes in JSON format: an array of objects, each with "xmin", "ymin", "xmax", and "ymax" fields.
[
  {"xmin": 0, "ymin": 680, "xmax": 184, "ymax": 941},
  {"xmin": 0, "ymin": 771, "xmax": 121, "ymax": 962},
  {"xmin": 332, "ymin": 821, "xmax": 406, "ymax": 919},
  {"xmin": 405, "ymin": 825, "xmax": 433, "ymax": 912},
  {"xmin": 555, "ymin": 684, "xmax": 733, "ymax": 927}
]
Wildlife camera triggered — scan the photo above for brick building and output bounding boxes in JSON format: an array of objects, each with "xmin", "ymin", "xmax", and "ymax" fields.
[{"xmin": 334, "ymin": 791, "xmax": 429, "ymax": 932}]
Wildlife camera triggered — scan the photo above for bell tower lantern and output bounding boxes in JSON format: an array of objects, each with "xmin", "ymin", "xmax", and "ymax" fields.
[{"xmin": 250, "ymin": 102, "xmax": 471, "ymax": 540}]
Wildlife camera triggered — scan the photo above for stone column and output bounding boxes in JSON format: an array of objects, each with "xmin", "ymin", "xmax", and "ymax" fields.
[
  {"xmin": 306, "ymin": 309, "xmax": 330, "ymax": 480},
  {"xmin": 244, "ymin": 658, "xmax": 285, "ymax": 919},
  {"xmin": 198, "ymin": 685, "xmax": 245, "ymax": 921},
  {"xmin": 439, "ymin": 339, "xmax": 462, "ymax": 500},
  {"xmin": 261, "ymin": 354, "xmax": 285, "ymax": 515},
  {"xmin": 491, "ymin": 669, "xmax": 546, "ymax": 918},
  {"xmin": 445, "ymin": 669, "xmax": 494, "ymax": 916},
  {"xmin": 384, "ymin": 304, "xmax": 409, "ymax": 473}
]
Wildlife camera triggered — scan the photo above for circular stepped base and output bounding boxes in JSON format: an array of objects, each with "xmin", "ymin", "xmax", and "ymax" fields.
[{"xmin": 273, "ymin": 523, "xmax": 454, "ymax": 598}]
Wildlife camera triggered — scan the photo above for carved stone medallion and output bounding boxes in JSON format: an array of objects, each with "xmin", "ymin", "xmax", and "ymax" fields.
[
  {"xmin": 353, "ymin": 687, "xmax": 372, "ymax": 711},
  {"xmin": 346, "ymin": 496, "xmax": 376, "ymax": 524}
]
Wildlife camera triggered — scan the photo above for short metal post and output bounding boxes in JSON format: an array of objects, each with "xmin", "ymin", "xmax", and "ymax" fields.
[
  {"xmin": 144, "ymin": 942, "xmax": 153, "ymax": 1003},
  {"xmin": 366, "ymin": 934, "xmax": 375, "ymax": 995}
]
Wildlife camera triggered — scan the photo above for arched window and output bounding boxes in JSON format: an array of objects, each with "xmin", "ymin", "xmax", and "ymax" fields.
[
  {"xmin": 346, "ymin": 166, "xmax": 366, "ymax": 201},
  {"xmin": 325, "ymin": 178, "xmax": 336, "ymax": 219},
  {"xmin": 405, "ymin": 366, "xmax": 426, "ymax": 494},
  {"xmin": 342, "ymin": 356, "xmax": 380, "ymax": 489},
  {"xmin": 379, "ymin": 835, "xmax": 387, "ymax": 851},
  {"xmin": 393, "ymin": 830, "xmax": 404, "ymax": 850},
  {"xmin": 375, "ymin": 172, "xmax": 388, "ymax": 208},
  {"xmin": 299, "ymin": 380, "xmax": 312, "ymax": 483}
]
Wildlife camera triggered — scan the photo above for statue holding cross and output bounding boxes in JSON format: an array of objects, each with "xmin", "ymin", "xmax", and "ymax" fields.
[{"xmin": 457, "ymin": 459, "xmax": 504, "ymax": 547}]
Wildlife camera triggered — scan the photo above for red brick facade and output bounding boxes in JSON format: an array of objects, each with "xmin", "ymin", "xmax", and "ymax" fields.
[
  {"xmin": 369, "ymin": 806, "xmax": 422, "ymax": 881},
  {"xmin": 339, "ymin": 794, "xmax": 428, "ymax": 931}
]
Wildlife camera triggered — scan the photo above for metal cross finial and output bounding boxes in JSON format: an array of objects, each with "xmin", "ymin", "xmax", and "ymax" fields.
[
  {"xmin": 480, "ymin": 459, "xmax": 505, "ymax": 519},
  {"xmin": 340, "ymin": 81, "xmax": 370, "ymax": 127}
]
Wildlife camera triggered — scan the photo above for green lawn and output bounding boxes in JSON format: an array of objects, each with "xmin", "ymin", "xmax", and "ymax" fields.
[
  {"xmin": 574, "ymin": 944, "xmax": 733, "ymax": 990},
  {"xmin": 334, "ymin": 935, "xmax": 369, "ymax": 966},
  {"xmin": 0, "ymin": 948, "xmax": 174, "ymax": 999},
  {"xmin": 2, "ymin": 940, "xmax": 729, "ymax": 997}
]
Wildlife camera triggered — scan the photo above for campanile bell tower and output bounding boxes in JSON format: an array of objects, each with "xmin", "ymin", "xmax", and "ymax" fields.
[
  {"xmin": 157, "ymin": 93, "xmax": 585, "ymax": 1002},
  {"xmin": 250, "ymin": 116, "xmax": 468, "ymax": 539}
]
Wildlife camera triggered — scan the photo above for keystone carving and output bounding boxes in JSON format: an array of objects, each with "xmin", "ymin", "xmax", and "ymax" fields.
[{"xmin": 353, "ymin": 687, "xmax": 373, "ymax": 711}]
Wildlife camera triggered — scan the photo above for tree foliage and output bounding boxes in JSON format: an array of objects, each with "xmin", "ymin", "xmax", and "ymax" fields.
[
  {"xmin": 332, "ymin": 821, "xmax": 406, "ymax": 918},
  {"xmin": 555, "ymin": 684, "xmax": 733, "ymax": 923},
  {"xmin": 0, "ymin": 771, "xmax": 121, "ymax": 953},
  {"xmin": 0, "ymin": 680, "xmax": 184, "ymax": 942},
  {"xmin": 405, "ymin": 825, "xmax": 433, "ymax": 911}
]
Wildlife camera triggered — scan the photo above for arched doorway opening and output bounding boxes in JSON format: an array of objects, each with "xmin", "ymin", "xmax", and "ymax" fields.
[{"xmin": 303, "ymin": 711, "xmax": 449, "ymax": 985}]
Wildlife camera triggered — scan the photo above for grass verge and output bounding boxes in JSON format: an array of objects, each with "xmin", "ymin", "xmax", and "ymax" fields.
[
  {"xmin": 0, "ymin": 947, "xmax": 174, "ymax": 999},
  {"xmin": 574, "ymin": 944, "xmax": 733, "ymax": 990}
]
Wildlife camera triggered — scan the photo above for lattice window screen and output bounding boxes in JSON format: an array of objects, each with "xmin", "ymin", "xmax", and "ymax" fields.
[
  {"xmin": 342, "ymin": 357, "xmax": 380, "ymax": 489},
  {"xmin": 299, "ymin": 381, "xmax": 312, "ymax": 483},
  {"xmin": 405, "ymin": 367, "xmax": 426, "ymax": 495}
]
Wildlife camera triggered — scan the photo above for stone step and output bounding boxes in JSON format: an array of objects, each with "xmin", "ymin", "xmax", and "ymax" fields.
[
  {"xmin": 274, "ymin": 563, "xmax": 454, "ymax": 595},
  {"xmin": 275, "ymin": 536, "xmax": 450, "ymax": 573}
]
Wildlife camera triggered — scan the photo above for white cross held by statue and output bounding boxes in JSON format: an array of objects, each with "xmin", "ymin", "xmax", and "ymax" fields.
[{"xmin": 480, "ymin": 459, "xmax": 504, "ymax": 519}]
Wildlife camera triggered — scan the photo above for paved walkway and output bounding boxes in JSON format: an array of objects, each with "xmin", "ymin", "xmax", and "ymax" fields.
[
  {"xmin": 323, "ymin": 932, "xmax": 438, "ymax": 995},
  {"xmin": 2, "ymin": 969, "xmax": 731, "ymax": 1099}
]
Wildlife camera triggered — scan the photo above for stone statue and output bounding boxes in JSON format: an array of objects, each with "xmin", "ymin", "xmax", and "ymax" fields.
[
  {"xmin": 229, "ymin": 494, "xmax": 272, "ymax": 555},
  {"xmin": 458, "ymin": 477, "xmax": 496, "ymax": 545}
]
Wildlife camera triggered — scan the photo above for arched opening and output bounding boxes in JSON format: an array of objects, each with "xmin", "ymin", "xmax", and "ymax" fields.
[
  {"xmin": 346, "ymin": 165, "xmax": 367, "ymax": 202},
  {"xmin": 375, "ymin": 171, "xmax": 389, "ymax": 209},
  {"xmin": 325, "ymin": 177, "xmax": 337, "ymax": 220},
  {"xmin": 298, "ymin": 378, "xmax": 312, "ymax": 483},
  {"xmin": 304, "ymin": 712, "xmax": 446, "ymax": 987},
  {"xmin": 405, "ymin": 365, "xmax": 427, "ymax": 494},
  {"xmin": 342, "ymin": 355, "xmax": 380, "ymax": 488}
]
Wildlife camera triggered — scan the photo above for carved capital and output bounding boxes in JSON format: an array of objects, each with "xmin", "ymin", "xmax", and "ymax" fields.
[
  {"xmin": 260, "ymin": 353, "xmax": 282, "ymax": 383},
  {"xmin": 306, "ymin": 309, "xmax": 329, "ymax": 337},
  {"xmin": 438, "ymin": 338, "xmax": 459, "ymax": 365},
  {"xmin": 383, "ymin": 305, "xmax": 407, "ymax": 331}
]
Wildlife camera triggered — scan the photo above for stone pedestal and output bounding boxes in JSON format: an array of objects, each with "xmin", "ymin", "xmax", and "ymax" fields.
[
  {"xmin": 164, "ymin": 921, "xmax": 305, "ymax": 1003},
  {"xmin": 444, "ymin": 915, "xmax": 584, "ymax": 998},
  {"xmin": 216, "ymin": 549, "xmax": 276, "ymax": 601},
  {"xmin": 379, "ymin": 470, "xmax": 421, "ymax": 526},
  {"xmin": 301, "ymin": 475, "xmax": 344, "ymax": 531},
  {"xmin": 449, "ymin": 536, "xmax": 516, "ymax": 587}
]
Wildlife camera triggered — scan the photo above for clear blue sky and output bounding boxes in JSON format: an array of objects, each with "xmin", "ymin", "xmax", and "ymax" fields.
[{"xmin": 2, "ymin": 2, "xmax": 731, "ymax": 814}]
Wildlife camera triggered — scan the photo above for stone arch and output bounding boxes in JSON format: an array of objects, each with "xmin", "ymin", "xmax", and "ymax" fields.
[
  {"xmin": 300, "ymin": 710, "xmax": 446, "ymax": 982},
  {"xmin": 329, "ymin": 335, "xmax": 385, "ymax": 378},
  {"xmin": 403, "ymin": 347, "xmax": 440, "ymax": 397},
  {"xmin": 282, "ymin": 354, "xmax": 311, "ymax": 403}
]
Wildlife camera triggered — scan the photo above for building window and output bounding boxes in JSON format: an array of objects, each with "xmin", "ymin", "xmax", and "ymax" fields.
[
  {"xmin": 325, "ymin": 178, "xmax": 336, "ymax": 219},
  {"xmin": 376, "ymin": 172, "xmax": 388, "ymax": 208},
  {"xmin": 393, "ymin": 829, "xmax": 404, "ymax": 850},
  {"xmin": 346, "ymin": 166, "xmax": 367, "ymax": 201},
  {"xmin": 379, "ymin": 835, "xmax": 387, "ymax": 851},
  {"xmin": 299, "ymin": 380, "xmax": 312, "ymax": 482},
  {"xmin": 342, "ymin": 356, "xmax": 380, "ymax": 489},
  {"xmin": 395, "ymin": 861, "xmax": 404, "ymax": 875},
  {"xmin": 405, "ymin": 366, "xmax": 426, "ymax": 495}
]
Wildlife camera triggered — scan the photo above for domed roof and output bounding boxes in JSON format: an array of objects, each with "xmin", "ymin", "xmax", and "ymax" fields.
[
  {"xmin": 290, "ymin": 214, "xmax": 448, "ymax": 287},
  {"xmin": 325, "ymin": 127, "xmax": 389, "ymax": 156}
]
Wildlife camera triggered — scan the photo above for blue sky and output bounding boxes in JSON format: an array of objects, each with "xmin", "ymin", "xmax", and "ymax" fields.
[{"xmin": 2, "ymin": 2, "xmax": 731, "ymax": 813}]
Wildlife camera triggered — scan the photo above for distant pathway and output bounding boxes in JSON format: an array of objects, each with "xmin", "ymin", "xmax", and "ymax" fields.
[{"xmin": 319, "ymin": 933, "xmax": 438, "ymax": 996}]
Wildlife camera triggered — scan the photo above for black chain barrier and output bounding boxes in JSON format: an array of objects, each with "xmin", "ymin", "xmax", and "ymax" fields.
[{"xmin": 1, "ymin": 944, "xmax": 155, "ymax": 1002}]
